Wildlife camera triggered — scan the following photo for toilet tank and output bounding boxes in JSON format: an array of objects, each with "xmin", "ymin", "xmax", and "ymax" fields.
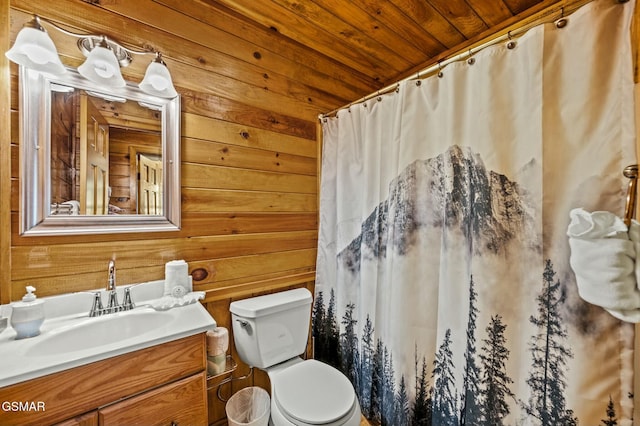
[{"xmin": 230, "ymin": 288, "xmax": 313, "ymax": 369}]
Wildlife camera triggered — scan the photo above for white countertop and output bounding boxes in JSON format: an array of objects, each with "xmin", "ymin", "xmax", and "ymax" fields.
[{"xmin": 0, "ymin": 280, "xmax": 216, "ymax": 388}]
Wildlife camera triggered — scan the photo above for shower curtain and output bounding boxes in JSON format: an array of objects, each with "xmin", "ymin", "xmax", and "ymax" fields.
[{"xmin": 314, "ymin": 0, "xmax": 637, "ymax": 425}]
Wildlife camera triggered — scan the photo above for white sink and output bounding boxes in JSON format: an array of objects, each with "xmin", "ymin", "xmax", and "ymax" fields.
[
  {"xmin": 0, "ymin": 280, "xmax": 216, "ymax": 387},
  {"xmin": 27, "ymin": 310, "xmax": 168, "ymax": 356}
]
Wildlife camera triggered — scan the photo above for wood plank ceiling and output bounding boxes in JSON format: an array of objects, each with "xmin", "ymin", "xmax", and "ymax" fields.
[{"xmin": 197, "ymin": 0, "xmax": 562, "ymax": 95}]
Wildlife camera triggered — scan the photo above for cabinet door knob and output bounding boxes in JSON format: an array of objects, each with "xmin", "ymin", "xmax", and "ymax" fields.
[{"xmin": 171, "ymin": 422, "xmax": 178, "ymax": 426}]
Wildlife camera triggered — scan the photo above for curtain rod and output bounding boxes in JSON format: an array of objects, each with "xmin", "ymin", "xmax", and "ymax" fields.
[{"xmin": 320, "ymin": 0, "xmax": 615, "ymax": 119}]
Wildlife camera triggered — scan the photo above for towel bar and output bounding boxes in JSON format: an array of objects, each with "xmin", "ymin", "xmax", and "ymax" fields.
[{"xmin": 623, "ymin": 164, "xmax": 638, "ymax": 227}]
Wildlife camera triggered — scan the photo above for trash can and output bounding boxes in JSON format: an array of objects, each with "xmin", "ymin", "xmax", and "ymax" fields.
[{"xmin": 226, "ymin": 386, "xmax": 270, "ymax": 426}]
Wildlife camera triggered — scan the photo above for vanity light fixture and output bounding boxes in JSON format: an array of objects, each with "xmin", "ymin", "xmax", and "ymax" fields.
[
  {"xmin": 5, "ymin": 15, "xmax": 178, "ymax": 98},
  {"xmin": 77, "ymin": 36, "xmax": 127, "ymax": 88},
  {"xmin": 139, "ymin": 52, "xmax": 178, "ymax": 98},
  {"xmin": 5, "ymin": 16, "xmax": 65, "ymax": 75}
]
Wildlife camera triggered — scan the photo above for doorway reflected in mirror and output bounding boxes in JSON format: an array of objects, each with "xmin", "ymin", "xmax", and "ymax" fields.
[{"xmin": 50, "ymin": 87, "xmax": 162, "ymax": 216}]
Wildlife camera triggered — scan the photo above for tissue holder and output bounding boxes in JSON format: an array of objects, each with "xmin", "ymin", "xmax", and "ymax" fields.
[{"xmin": 207, "ymin": 353, "xmax": 227, "ymax": 375}]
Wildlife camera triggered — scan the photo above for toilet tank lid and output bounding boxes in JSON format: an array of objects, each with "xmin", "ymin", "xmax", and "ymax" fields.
[{"xmin": 230, "ymin": 288, "xmax": 313, "ymax": 318}]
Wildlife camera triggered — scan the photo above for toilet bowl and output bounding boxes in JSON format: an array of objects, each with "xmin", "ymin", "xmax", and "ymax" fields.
[{"xmin": 230, "ymin": 288, "xmax": 361, "ymax": 426}]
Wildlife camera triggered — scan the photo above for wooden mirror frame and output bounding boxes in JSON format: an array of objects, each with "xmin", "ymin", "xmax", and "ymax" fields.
[{"xmin": 19, "ymin": 66, "xmax": 181, "ymax": 236}]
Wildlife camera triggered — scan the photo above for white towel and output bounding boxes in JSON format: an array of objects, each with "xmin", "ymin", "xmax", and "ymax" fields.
[
  {"xmin": 164, "ymin": 260, "xmax": 191, "ymax": 296},
  {"xmin": 61, "ymin": 200, "xmax": 80, "ymax": 215},
  {"xmin": 567, "ymin": 208, "xmax": 640, "ymax": 322},
  {"xmin": 149, "ymin": 291, "xmax": 205, "ymax": 311}
]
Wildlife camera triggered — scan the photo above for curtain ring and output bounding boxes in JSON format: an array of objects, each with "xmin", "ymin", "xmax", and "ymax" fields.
[
  {"xmin": 467, "ymin": 49, "xmax": 475, "ymax": 65},
  {"xmin": 556, "ymin": 7, "xmax": 568, "ymax": 28},
  {"xmin": 437, "ymin": 61, "xmax": 444, "ymax": 78},
  {"xmin": 506, "ymin": 31, "xmax": 517, "ymax": 50}
]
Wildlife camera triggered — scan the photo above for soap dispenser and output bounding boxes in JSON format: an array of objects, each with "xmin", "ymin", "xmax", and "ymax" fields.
[{"xmin": 11, "ymin": 286, "xmax": 45, "ymax": 339}]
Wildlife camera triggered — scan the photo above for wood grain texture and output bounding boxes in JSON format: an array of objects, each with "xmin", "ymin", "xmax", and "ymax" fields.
[
  {"xmin": 0, "ymin": 0, "xmax": 9, "ymax": 304},
  {"xmin": 98, "ymin": 373, "xmax": 208, "ymax": 426},
  {"xmin": 0, "ymin": 334, "xmax": 206, "ymax": 426},
  {"xmin": 209, "ymin": 0, "xmax": 559, "ymax": 85},
  {"xmin": 53, "ymin": 411, "xmax": 98, "ymax": 426}
]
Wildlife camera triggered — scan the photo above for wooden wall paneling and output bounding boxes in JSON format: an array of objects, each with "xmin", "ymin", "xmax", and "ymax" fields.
[
  {"xmin": 9, "ymin": 181, "xmax": 18, "ymax": 214},
  {"xmin": 10, "ymin": 230, "xmax": 317, "ymax": 297},
  {"xmin": 94, "ymin": 98, "xmax": 162, "ymax": 131},
  {"xmin": 182, "ymin": 138, "xmax": 317, "ymax": 176},
  {"xmin": 389, "ymin": 0, "xmax": 562, "ymax": 82},
  {"xmin": 11, "ymin": 230, "xmax": 317, "ymax": 279},
  {"xmin": 179, "ymin": 212, "xmax": 317, "ymax": 237},
  {"xmin": 345, "ymin": 0, "xmax": 447, "ymax": 58},
  {"xmin": 1, "ymin": 0, "xmax": 10, "ymax": 304},
  {"xmin": 156, "ymin": 0, "xmax": 379, "ymax": 96},
  {"xmin": 190, "ymin": 249, "xmax": 316, "ymax": 291},
  {"xmin": 179, "ymin": 89, "xmax": 316, "ymax": 141},
  {"xmin": 310, "ymin": 0, "xmax": 433, "ymax": 63},
  {"xmin": 201, "ymin": 272, "xmax": 316, "ymax": 303},
  {"xmin": 183, "ymin": 164, "xmax": 317, "ymax": 194},
  {"xmin": 8, "ymin": 211, "xmax": 315, "ymax": 245},
  {"xmin": 459, "ymin": 0, "xmax": 515, "ymax": 27},
  {"xmin": 96, "ymin": 0, "xmax": 371, "ymax": 104},
  {"xmin": 182, "ymin": 112, "xmax": 317, "ymax": 158},
  {"xmin": 202, "ymin": 0, "xmax": 400, "ymax": 81},
  {"xmin": 181, "ymin": 188, "xmax": 316, "ymax": 213}
]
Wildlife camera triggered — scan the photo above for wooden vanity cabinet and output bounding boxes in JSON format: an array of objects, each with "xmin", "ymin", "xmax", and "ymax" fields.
[
  {"xmin": 0, "ymin": 333, "xmax": 208, "ymax": 426},
  {"xmin": 98, "ymin": 373, "xmax": 206, "ymax": 425}
]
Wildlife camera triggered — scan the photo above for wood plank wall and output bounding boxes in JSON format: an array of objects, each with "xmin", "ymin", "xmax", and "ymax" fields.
[{"xmin": 1, "ymin": 1, "xmax": 378, "ymax": 424}]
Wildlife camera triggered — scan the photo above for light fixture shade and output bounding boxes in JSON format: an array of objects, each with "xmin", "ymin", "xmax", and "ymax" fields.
[
  {"xmin": 5, "ymin": 26, "xmax": 65, "ymax": 75},
  {"xmin": 140, "ymin": 60, "xmax": 178, "ymax": 98},
  {"xmin": 78, "ymin": 44, "xmax": 126, "ymax": 88}
]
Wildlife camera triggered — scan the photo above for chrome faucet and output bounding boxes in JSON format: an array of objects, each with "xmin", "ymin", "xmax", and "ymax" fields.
[
  {"xmin": 106, "ymin": 259, "xmax": 119, "ymax": 313},
  {"xmin": 107, "ymin": 259, "xmax": 116, "ymax": 291},
  {"xmin": 89, "ymin": 259, "xmax": 134, "ymax": 317}
]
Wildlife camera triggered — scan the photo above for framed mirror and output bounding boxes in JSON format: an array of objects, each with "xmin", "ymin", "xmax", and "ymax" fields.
[{"xmin": 19, "ymin": 66, "xmax": 181, "ymax": 236}]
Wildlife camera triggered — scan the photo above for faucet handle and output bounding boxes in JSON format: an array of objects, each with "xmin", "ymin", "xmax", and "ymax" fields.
[
  {"xmin": 106, "ymin": 290, "xmax": 120, "ymax": 314},
  {"xmin": 89, "ymin": 292, "xmax": 103, "ymax": 317},
  {"xmin": 122, "ymin": 287, "xmax": 135, "ymax": 311}
]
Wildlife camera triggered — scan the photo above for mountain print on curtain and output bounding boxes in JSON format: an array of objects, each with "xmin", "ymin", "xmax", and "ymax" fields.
[{"xmin": 313, "ymin": 146, "xmax": 627, "ymax": 425}]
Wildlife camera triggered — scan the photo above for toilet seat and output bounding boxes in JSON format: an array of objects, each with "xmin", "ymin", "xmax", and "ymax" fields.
[{"xmin": 272, "ymin": 359, "xmax": 356, "ymax": 425}]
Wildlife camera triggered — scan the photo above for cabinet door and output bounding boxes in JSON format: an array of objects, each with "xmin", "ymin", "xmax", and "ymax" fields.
[
  {"xmin": 54, "ymin": 411, "xmax": 98, "ymax": 426},
  {"xmin": 99, "ymin": 372, "xmax": 207, "ymax": 426}
]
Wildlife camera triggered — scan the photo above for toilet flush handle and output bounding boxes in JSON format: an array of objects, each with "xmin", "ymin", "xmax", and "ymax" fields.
[{"xmin": 236, "ymin": 319, "xmax": 249, "ymax": 328}]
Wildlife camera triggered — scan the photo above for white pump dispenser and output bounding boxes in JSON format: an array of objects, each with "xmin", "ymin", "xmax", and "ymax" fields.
[
  {"xmin": 21, "ymin": 286, "xmax": 37, "ymax": 302},
  {"xmin": 11, "ymin": 286, "xmax": 45, "ymax": 339}
]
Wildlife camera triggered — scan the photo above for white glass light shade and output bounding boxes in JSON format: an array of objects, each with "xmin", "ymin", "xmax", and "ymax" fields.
[
  {"xmin": 5, "ymin": 27, "xmax": 65, "ymax": 75},
  {"xmin": 78, "ymin": 45, "xmax": 126, "ymax": 88},
  {"xmin": 139, "ymin": 61, "xmax": 178, "ymax": 98}
]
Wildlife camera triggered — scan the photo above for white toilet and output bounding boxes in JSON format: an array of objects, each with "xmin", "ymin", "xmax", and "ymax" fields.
[{"xmin": 230, "ymin": 288, "xmax": 361, "ymax": 426}]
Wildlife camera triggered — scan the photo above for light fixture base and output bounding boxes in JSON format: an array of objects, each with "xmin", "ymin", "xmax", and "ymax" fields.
[{"xmin": 77, "ymin": 36, "xmax": 131, "ymax": 67}]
